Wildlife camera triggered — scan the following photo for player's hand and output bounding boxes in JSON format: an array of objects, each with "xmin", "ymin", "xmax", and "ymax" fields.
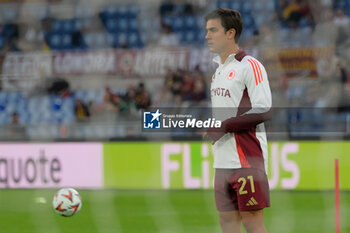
[{"xmin": 203, "ymin": 128, "xmax": 225, "ymax": 145}]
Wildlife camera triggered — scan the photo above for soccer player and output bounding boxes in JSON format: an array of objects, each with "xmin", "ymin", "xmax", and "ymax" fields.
[{"xmin": 203, "ymin": 8, "xmax": 272, "ymax": 233}]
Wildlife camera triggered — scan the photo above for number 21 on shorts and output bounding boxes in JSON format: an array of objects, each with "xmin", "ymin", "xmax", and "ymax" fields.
[{"xmin": 238, "ymin": 176, "xmax": 255, "ymax": 195}]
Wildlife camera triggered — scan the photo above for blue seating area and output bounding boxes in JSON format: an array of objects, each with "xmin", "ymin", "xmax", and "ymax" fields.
[
  {"xmin": 0, "ymin": 0, "xmax": 298, "ymax": 49},
  {"xmin": 0, "ymin": 35, "xmax": 4, "ymax": 49},
  {"xmin": 43, "ymin": 4, "xmax": 143, "ymax": 50},
  {"xmin": 0, "ymin": 90, "xmax": 104, "ymax": 126},
  {"xmin": 334, "ymin": 0, "xmax": 350, "ymax": 15},
  {"xmin": 0, "ymin": 92, "xmax": 72, "ymax": 125},
  {"xmin": 99, "ymin": 5, "xmax": 144, "ymax": 48},
  {"xmin": 215, "ymin": 0, "xmax": 271, "ymax": 39},
  {"xmin": 162, "ymin": 15, "xmax": 205, "ymax": 44},
  {"xmin": 45, "ymin": 17, "xmax": 88, "ymax": 50}
]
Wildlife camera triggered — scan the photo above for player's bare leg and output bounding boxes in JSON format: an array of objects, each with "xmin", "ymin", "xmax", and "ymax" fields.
[
  {"xmin": 240, "ymin": 209, "xmax": 267, "ymax": 233},
  {"xmin": 219, "ymin": 210, "xmax": 242, "ymax": 233}
]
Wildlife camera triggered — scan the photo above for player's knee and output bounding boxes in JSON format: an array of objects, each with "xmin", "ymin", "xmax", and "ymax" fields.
[
  {"xmin": 241, "ymin": 210, "xmax": 265, "ymax": 233},
  {"xmin": 242, "ymin": 220, "xmax": 258, "ymax": 232},
  {"xmin": 219, "ymin": 212, "xmax": 231, "ymax": 223},
  {"xmin": 219, "ymin": 211, "xmax": 240, "ymax": 224}
]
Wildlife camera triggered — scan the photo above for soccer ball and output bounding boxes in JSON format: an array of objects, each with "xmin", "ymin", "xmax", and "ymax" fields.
[{"xmin": 53, "ymin": 188, "xmax": 82, "ymax": 217}]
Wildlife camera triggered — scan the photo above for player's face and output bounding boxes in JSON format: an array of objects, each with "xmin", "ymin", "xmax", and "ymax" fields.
[{"xmin": 205, "ymin": 18, "xmax": 234, "ymax": 54}]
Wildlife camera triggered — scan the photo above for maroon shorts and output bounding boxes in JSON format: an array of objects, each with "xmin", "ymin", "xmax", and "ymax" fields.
[{"xmin": 214, "ymin": 168, "xmax": 270, "ymax": 212}]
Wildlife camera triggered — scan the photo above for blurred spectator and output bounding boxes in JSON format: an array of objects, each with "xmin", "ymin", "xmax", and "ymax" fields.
[
  {"xmin": 71, "ymin": 30, "xmax": 87, "ymax": 49},
  {"xmin": 157, "ymin": 23, "xmax": 179, "ymax": 46},
  {"xmin": 122, "ymin": 85, "xmax": 138, "ymax": 113},
  {"xmin": 191, "ymin": 77, "xmax": 207, "ymax": 102},
  {"xmin": 74, "ymin": 99, "xmax": 90, "ymax": 121},
  {"xmin": 279, "ymin": 0, "xmax": 313, "ymax": 28},
  {"xmin": 181, "ymin": 72, "xmax": 195, "ymax": 101},
  {"xmin": 41, "ymin": 17, "xmax": 53, "ymax": 51},
  {"xmin": 313, "ymin": 9, "xmax": 337, "ymax": 45},
  {"xmin": 334, "ymin": 9, "xmax": 350, "ymax": 46},
  {"xmin": 153, "ymin": 85, "xmax": 175, "ymax": 107},
  {"xmin": 163, "ymin": 69, "xmax": 208, "ymax": 105},
  {"xmin": 336, "ymin": 63, "xmax": 348, "ymax": 84},
  {"xmin": 159, "ymin": 0, "xmax": 194, "ymax": 17},
  {"xmin": 8, "ymin": 112, "xmax": 26, "ymax": 139},
  {"xmin": 0, "ymin": 23, "xmax": 21, "ymax": 53},
  {"xmin": 281, "ymin": 0, "xmax": 301, "ymax": 27},
  {"xmin": 134, "ymin": 82, "xmax": 151, "ymax": 110},
  {"xmin": 159, "ymin": 0, "xmax": 175, "ymax": 17},
  {"xmin": 339, "ymin": 82, "xmax": 350, "ymax": 112},
  {"xmin": 166, "ymin": 69, "xmax": 183, "ymax": 96},
  {"xmin": 334, "ymin": 8, "xmax": 350, "ymax": 28},
  {"xmin": 10, "ymin": 112, "xmax": 20, "ymax": 125},
  {"xmin": 103, "ymin": 86, "xmax": 120, "ymax": 111},
  {"xmin": 1, "ymin": 39, "xmax": 21, "ymax": 54},
  {"xmin": 47, "ymin": 78, "xmax": 71, "ymax": 97}
]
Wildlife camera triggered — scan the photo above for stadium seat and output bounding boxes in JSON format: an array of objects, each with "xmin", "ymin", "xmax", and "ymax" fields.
[
  {"xmin": 105, "ymin": 6, "xmax": 118, "ymax": 18},
  {"xmin": 52, "ymin": 21, "xmax": 63, "ymax": 32},
  {"xmin": 173, "ymin": 17, "xmax": 184, "ymax": 32},
  {"xmin": 265, "ymin": 0, "xmax": 275, "ymax": 11},
  {"xmin": 162, "ymin": 16, "xmax": 175, "ymax": 27},
  {"xmin": 0, "ymin": 102, "xmax": 6, "ymax": 113},
  {"xmin": 63, "ymin": 20, "xmax": 77, "ymax": 33},
  {"xmin": 106, "ymin": 18, "xmax": 118, "ymax": 32},
  {"xmin": 241, "ymin": 1, "xmax": 253, "ymax": 13},
  {"xmin": 75, "ymin": 5, "xmax": 94, "ymax": 18},
  {"xmin": 117, "ymin": 32, "xmax": 128, "ymax": 46},
  {"xmin": 3, "ymin": 7, "xmax": 17, "ymax": 21},
  {"xmin": 0, "ymin": 36, "xmax": 5, "ymax": 49},
  {"xmin": 83, "ymin": 33, "xmax": 94, "ymax": 47},
  {"xmin": 62, "ymin": 34, "xmax": 72, "ymax": 49},
  {"xmin": 117, "ymin": 5, "xmax": 129, "ymax": 18},
  {"xmin": 255, "ymin": 14, "xmax": 265, "ymax": 26},
  {"xmin": 7, "ymin": 92, "xmax": 21, "ymax": 104},
  {"xmin": 229, "ymin": 1, "xmax": 241, "ymax": 11},
  {"xmin": 0, "ymin": 113, "xmax": 8, "ymax": 125},
  {"xmin": 127, "ymin": 32, "xmax": 142, "ymax": 48},
  {"xmin": 184, "ymin": 15, "xmax": 196, "ymax": 29},
  {"xmin": 46, "ymin": 33, "xmax": 61, "ymax": 50},
  {"xmin": 4, "ymin": 102, "xmax": 15, "ymax": 115},
  {"xmin": 116, "ymin": 18, "xmax": 128, "ymax": 32},
  {"xmin": 243, "ymin": 14, "xmax": 255, "ymax": 29},
  {"xmin": 51, "ymin": 97, "xmax": 63, "ymax": 111},
  {"xmin": 94, "ymin": 33, "xmax": 108, "ymax": 47},
  {"xmin": 127, "ymin": 4, "xmax": 139, "ymax": 18},
  {"xmin": 107, "ymin": 33, "xmax": 118, "ymax": 47},
  {"xmin": 74, "ymin": 90, "xmax": 87, "ymax": 101},
  {"xmin": 129, "ymin": 18, "xmax": 138, "ymax": 32},
  {"xmin": 217, "ymin": 1, "xmax": 229, "ymax": 9},
  {"xmin": 252, "ymin": 1, "xmax": 264, "ymax": 12},
  {"xmin": 182, "ymin": 30, "xmax": 196, "ymax": 43}
]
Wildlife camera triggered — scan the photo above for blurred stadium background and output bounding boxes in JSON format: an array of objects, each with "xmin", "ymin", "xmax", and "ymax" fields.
[{"xmin": 0, "ymin": 0, "xmax": 350, "ymax": 232}]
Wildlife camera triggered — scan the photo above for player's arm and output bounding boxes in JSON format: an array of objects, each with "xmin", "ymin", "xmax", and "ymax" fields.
[
  {"xmin": 222, "ymin": 59, "xmax": 272, "ymax": 132},
  {"xmin": 206, "ymin": 60, "xmax": 272, "ymax": 141}
]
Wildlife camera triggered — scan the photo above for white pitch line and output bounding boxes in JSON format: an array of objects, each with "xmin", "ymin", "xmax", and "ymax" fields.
[
  {"xmin": 89, "ymin": 190, "xmax": 122, "ymax": 233},
  {"xmin": 31, "ymin": 189, "xmax": 62, "ymax": 233}
]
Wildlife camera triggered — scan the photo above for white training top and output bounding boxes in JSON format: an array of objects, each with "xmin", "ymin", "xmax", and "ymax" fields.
[{"xmin": 210, "ymin": 50, "xmax": 272, "ymax": 172}]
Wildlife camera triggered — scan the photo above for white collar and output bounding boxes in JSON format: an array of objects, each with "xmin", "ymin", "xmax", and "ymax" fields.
[{"xmin": 212, "ymin": 53, "xmax": 237, "ymax": 65}]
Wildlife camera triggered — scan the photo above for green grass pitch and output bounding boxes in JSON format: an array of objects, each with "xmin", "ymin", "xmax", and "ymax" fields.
[{"xmin": 0, "ymin": 189, "xmax": 349, "ymax": 233}]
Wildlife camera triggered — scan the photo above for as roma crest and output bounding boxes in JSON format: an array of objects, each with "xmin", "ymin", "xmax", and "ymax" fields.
[{"xmin": 227, "ymin": 70, "xmax": 235, "ymax": 80}]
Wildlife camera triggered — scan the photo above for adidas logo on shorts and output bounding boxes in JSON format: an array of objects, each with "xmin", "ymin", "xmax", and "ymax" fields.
[{"xmin": 246, "ymin": 197, "xmax": 259, "ymax": 206}]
